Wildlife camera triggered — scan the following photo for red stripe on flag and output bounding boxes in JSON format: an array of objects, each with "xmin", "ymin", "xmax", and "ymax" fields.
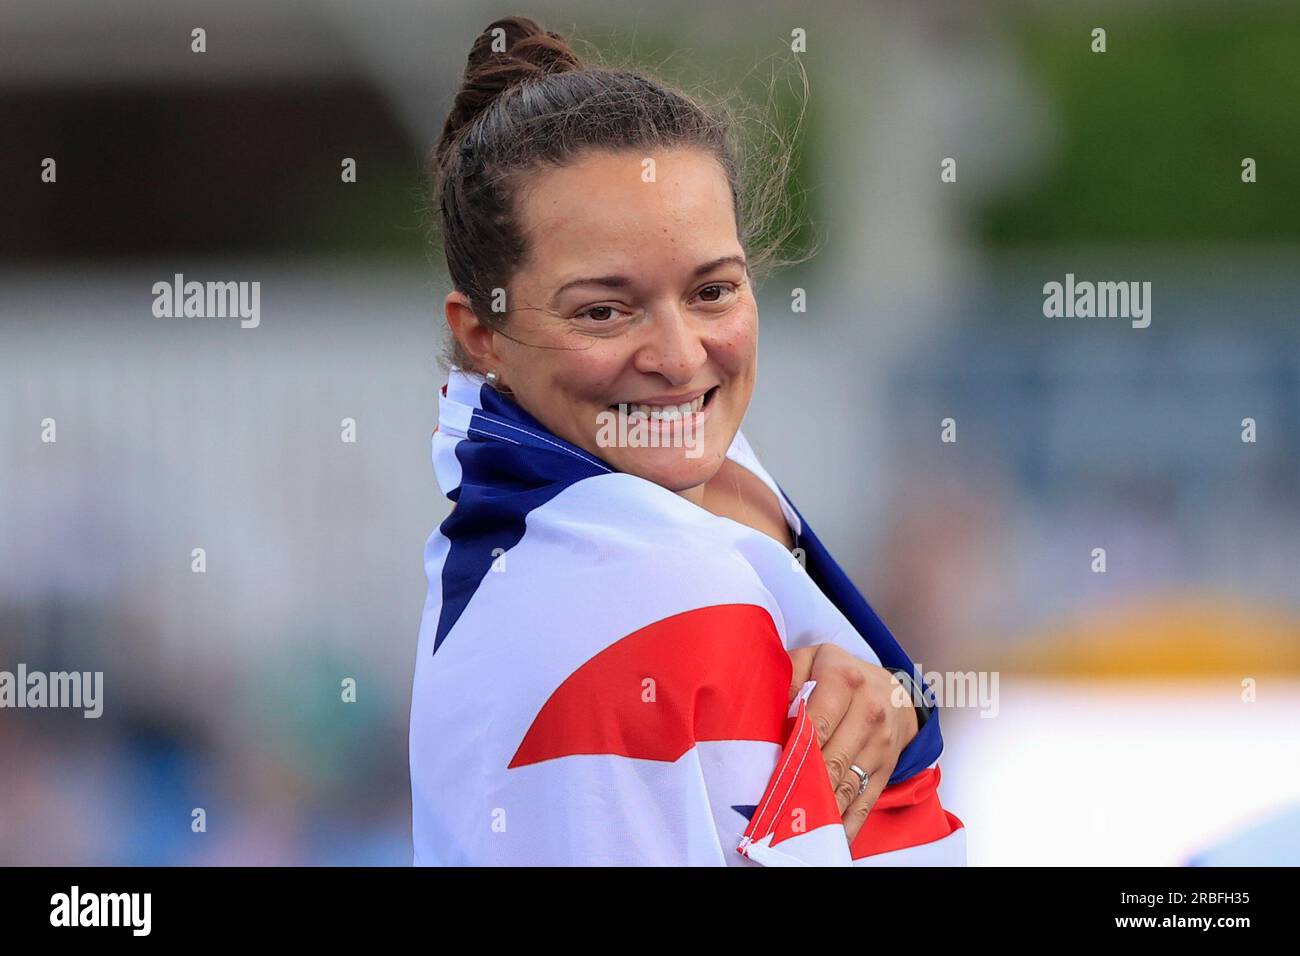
[
  {"xmin": 508, "ymin": 603, "xmax": 791, "ymax": 768},
  {"xmin": 850, "ymin": 765, "xmax": 964, "ymax": 859},
  {"xmin": 738, "ymin": 695, "xmax": 843, "ymax": 856}
]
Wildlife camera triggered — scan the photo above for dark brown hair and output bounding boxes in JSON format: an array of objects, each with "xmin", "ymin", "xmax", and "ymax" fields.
[{"xmin": 430, "ymin": 15, "xmax": 807, "ymax": 371}]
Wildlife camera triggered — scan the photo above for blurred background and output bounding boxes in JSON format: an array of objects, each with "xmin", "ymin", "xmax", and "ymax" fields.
[{"xmin": 1, "ymin": 0, "xmax": 1297, "ymax": 865}]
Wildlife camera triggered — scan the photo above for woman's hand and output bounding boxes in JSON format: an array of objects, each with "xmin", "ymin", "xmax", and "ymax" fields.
[{"xmin": 787, "ymin": 643, "xmax": 919, "ymax": 843}]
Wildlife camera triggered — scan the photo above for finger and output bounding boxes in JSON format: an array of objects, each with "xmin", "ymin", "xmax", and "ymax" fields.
[
  {"xmin": 803, "ymin": 666, "xmax": 856, "ymax": 756},
  {"xmin": 823, "ymin": 693, "xmax": 881, "ymax": 812},
  {"xmin": 886, "ymin": 671, "xmax": 921, "ymax": 746},
  {"xmin": 787, "ymin": 645, "xmax": 818, "ymax": 705},
  {"xmin": 841, "ymin": 752, "xmax": 897, "ymax": 844}
]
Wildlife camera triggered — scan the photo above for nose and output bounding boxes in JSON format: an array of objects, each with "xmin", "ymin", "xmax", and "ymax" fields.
[{"xmin": 632, "ymin": 305, "xmax": 708, "ymax": 385}]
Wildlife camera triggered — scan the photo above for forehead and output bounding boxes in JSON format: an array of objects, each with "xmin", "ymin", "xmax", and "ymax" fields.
[{"xmin": 512, "ymin": 148, "xmax": 740, "ymax": 278}]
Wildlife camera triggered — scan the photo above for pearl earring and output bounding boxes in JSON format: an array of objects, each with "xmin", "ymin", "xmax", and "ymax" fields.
[{"xmin": 485, "ymin": 371, "xmax": 499, "ymax": 385}]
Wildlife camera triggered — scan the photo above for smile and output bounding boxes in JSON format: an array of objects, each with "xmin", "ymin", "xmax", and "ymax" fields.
[{"xmin": 610, "ymin": 386, "xmax": 719, "ymax": 421}]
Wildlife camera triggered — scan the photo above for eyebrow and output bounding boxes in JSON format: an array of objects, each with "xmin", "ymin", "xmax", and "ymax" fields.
[{"xmin": 547, "ymin": 255, "xmax": 748, "ymax": 306}]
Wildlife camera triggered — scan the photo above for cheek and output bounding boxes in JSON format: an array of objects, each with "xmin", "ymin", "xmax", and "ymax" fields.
[
  {"xmin": 546, "ymin": 347, "xmax": 625, "ymax": 407},
  {"xmin": 713, "ymin": 310, "xmax": 759, "ymax": 378}
]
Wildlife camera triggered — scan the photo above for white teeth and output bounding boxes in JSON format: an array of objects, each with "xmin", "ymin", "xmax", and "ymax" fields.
[{"xmin": 619, "ymin": 394, "xmax": 707, "ymax": 421}]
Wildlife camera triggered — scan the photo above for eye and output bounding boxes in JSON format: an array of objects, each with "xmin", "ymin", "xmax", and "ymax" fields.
[
  {"xmin": 694, "ymin": 282, "xmax": 738, "ymax": 306},
  {"xmin": 576, "ymin": 304, "xmax": 626, "ymax": 322}
]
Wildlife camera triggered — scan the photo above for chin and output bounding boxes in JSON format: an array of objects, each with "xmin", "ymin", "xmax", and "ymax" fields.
[{"xmin": 613, "ymin": 448, "xmax": 725, "ymax": 494}]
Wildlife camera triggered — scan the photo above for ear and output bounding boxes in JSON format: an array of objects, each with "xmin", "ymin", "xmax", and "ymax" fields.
[{"xmin": 445, "ymin": 291, "xmax": 501, "ymax": 370}]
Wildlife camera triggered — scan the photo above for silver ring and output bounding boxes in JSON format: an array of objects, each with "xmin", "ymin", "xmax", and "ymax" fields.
[{"xmin": 850, "ymin": 764, "xmax": 869, "ymax": 796}]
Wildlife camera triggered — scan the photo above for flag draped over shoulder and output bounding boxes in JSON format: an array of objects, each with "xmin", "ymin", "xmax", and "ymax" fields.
[{"xmin": 409, "ymin": 368, "xmax": 965, "ymax": 866}]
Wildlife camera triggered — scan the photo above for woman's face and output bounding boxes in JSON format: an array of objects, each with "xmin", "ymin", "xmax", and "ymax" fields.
[{"xmin": 451, "ymin": 147, "xmax": 758, "ymax": 499}]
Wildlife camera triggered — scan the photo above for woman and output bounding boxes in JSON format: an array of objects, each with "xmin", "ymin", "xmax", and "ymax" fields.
[{"xmin": 410, "ymin": 15, "xmax": 965, "ymax": 866}]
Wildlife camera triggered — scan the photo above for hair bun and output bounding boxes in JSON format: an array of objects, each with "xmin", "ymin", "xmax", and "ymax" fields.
[
  {"xmin": 467, "ymin": 16, "xmax": 582, "ymax": 77},
  {"xmin": 436, "ymin": 16, "xmax": 583, "ymax": 168}
]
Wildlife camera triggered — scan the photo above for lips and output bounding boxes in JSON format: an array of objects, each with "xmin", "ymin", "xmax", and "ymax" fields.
[{"xmin": 610, "ymin": 385, "xmax": 719, "ymax": 421}]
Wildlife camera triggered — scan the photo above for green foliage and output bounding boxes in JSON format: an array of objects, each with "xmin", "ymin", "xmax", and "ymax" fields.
[{"xmin": 979, "ymin": 8, "xmax": 1300, "ymax": 244}]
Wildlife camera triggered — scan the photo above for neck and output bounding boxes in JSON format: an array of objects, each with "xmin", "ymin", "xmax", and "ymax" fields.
[{"xmin": 675, "ymin": 483, "xmax": 707, "ymax": 507}]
